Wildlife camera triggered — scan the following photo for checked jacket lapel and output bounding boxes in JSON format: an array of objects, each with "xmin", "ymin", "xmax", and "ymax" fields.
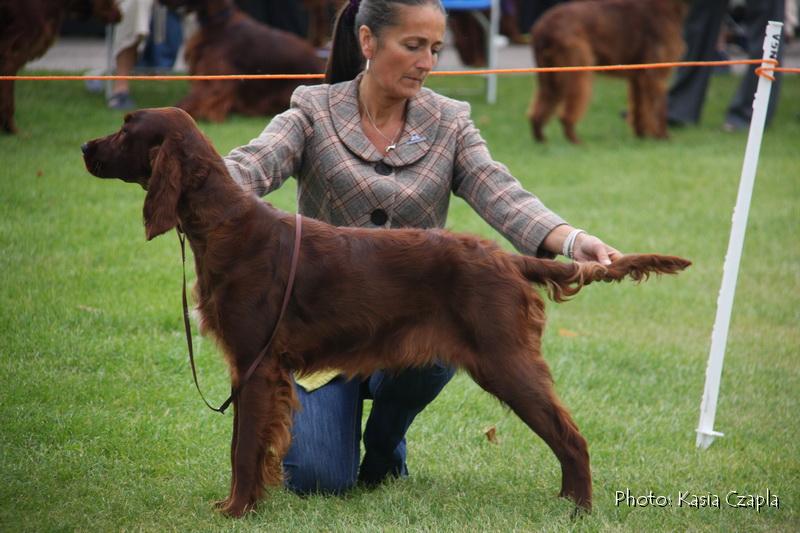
[{"xmin": 328, "ymin": 73, "xmax": 442, "ymax": 166}]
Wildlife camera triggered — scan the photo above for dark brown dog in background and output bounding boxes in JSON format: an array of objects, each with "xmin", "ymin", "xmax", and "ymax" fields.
[
  {"xmin": 529, "ymin": 0, "xmax": 688, "ymax": 143},
  {"xmin": 0, "ymin": 0, "xmax": 121, "ymax": 134},
  {"xmin": 82, "ymin": 107, "xmax": 690, "ymax": 517},
  {"xmin": 303, "ymin": 0, "xmax": 346, "ymax": 48},
  {"xmin": 159, "ymin": 0, "xmax": 324, "ymax": 121}
]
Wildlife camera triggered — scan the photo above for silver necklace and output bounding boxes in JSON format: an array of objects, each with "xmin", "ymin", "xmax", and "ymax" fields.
[{"xmin": 361, "ymin": 98, "xmax": 403, "ymax": 153}]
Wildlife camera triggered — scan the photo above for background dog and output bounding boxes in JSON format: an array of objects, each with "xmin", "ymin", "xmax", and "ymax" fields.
[
  {"xmin": 160, "ymin": 0, "xmax": 324, "ymax": 121},
  {"xmin": 0, "ymin": 0, "xmax": 121, "ymax": 134},
  {"xmin": 529, "ymin": 0, "xmax": 688, "ymax": 143}
]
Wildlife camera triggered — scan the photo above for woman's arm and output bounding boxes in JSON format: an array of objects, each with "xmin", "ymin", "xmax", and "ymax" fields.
[
  {"xmin": 453, "ymin": 109, "xmax": 621, "ymax": 263},
  {"xmin": 224, "ymin": 89, "xmax": 314, "ymax": 197}
]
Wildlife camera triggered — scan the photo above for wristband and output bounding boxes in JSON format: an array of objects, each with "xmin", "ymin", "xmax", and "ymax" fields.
[{"xmin": 562, "ymin": 229, "xmax": 586, "ymax": 260}]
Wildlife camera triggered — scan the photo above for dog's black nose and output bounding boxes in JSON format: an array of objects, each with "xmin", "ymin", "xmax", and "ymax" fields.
[{"xmin": 81, "ymin": 142, "xmax": 89, "ymax": 155}]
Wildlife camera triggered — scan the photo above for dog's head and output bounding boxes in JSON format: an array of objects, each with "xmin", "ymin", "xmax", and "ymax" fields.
[{"xmin": 82, "ymin": 107, "xmax": 207, "ymax": 240}]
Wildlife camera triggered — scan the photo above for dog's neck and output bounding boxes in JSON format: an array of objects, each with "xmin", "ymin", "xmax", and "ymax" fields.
[{"xmin": 176, "ymin": 171, "xmax": 253, "ymax": 242}]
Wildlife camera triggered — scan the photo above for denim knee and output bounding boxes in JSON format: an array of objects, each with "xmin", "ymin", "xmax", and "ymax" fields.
[
  {"xmin": 283, "ymin": 376, "xmax": 362, "ymax": 495},
  {"xmin": 284, "ymin": 460, "xmax": 357, "ymax": 495}
]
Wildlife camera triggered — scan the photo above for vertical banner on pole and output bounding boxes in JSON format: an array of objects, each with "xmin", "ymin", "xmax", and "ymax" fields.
[{"xmin": 695, "ymin": 21, "xmax": 783, "ymax": 450}]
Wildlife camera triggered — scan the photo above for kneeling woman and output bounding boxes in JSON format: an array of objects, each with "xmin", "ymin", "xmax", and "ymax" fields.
[{"xmin": 223, "ymin": 0, "xmax": 621, "ymax": 493}]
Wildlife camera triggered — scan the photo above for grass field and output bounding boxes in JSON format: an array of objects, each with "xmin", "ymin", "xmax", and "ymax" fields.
[{"xmin": 1, "ymin": 70, "xmax": 798, "ymax": 532}]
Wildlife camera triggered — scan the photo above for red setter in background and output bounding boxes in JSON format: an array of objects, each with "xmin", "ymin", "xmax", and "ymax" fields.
[
  {"xmin": 82, "ymin": 107, "xmax": 690, "ymax": 517},
  {"xmin": 303, "ymin": 0, "xmax": 346, "ymax": 48},
  {"xmin": 529, "ymin": 0, "xmax": 688, "ymax": 143},
  {"xmin": 0, "ymin": 0, "xmax": 120, "ymax": 133},
  {"xmin": 160, "ymin": 0, "xmax": 324, "ymax": 121}
]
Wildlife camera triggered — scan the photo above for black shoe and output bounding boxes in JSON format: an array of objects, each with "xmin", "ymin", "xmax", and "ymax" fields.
[{"xmin": 357, "ymin": 453, "xmax": 408, "ymax": 488}]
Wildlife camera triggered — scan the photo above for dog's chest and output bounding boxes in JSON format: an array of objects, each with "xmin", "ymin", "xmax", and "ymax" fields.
[{"xmin": 193, "ymin": 281, "xmax": 220, "ymax": 337}]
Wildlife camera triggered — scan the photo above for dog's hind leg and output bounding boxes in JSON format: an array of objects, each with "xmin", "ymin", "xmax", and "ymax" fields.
[
  {"xmin": 650, "ymin": 71, "xmax": 671, "ymax": 139},
  {"xmin": 528, "ymin": 73, "xmax": 561, "ymax": 142},
  {"xmin": 0, "ymin": 76, "xmax": 17, "ymax": 134},
  {"xmin": 466, "ymin": 351, "xmax": 592, "ymax": 510},
  {"xmin": 628, "ymin": 71, "xmax": 670, "ymax": 139},
  {"xmin": 559, "ymin": 71, "xmax": 592, "ymax": 145}
]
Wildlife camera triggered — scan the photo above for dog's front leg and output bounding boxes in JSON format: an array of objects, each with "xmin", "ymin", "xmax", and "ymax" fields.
[
  {"xmin": 216, "ymin": 359, "xmax": 298, "ymax": 518},
  {"xmin": 217, "ymin": 384, "xmax": 267, "ymax": 518},
  {"xmin": 212, "ymin": 394, "xmax": 239, "ymax": 512}
]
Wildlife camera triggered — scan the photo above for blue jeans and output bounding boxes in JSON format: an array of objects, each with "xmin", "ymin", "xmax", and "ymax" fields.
[{"xmin": 282, "ymin": 363, "xmax": 456, "ymax": 494}]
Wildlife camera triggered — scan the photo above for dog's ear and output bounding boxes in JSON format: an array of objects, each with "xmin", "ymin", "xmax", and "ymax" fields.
[{"xmin": 143, "ymin": 136, "xmax": 182, "ymax": 241}]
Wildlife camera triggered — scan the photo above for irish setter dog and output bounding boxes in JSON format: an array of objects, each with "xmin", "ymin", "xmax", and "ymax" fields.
[
  {"xmin": 302, "ymin": 0, "xmax": 345, "ymax": 48},
  {"xmin": 529, "ymin": 0, "xmax": 688, "ymax": 144},
  {"xmin": 82, "ymin": 107, "xmax": 690, "ymax": 517},
  {"xmin": 0, "ymin": 0, "xmax": 120, "ymax": 134},
  {"xmin": 159, "ymin": 0, "xmax": 324, "ymax": 121}
]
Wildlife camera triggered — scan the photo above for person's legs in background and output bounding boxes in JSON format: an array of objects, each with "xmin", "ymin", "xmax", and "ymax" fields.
[
  {"xmin": 108, "ymin": 0, "xmax": 154, "ymax": 110},
  {"xmin": 139, "ymin": 5, "xmax": 183, "ymax": 69},
  {"xmin": 667, "ymin": 0, "xmax": 729, "ymax": 126},
  {"xmin": 723, "ymin": 0, "xmax": 785, "ymax": 131}
]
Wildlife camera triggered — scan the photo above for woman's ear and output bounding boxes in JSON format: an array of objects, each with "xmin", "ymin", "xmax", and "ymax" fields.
[
  {"xmin": 358, "ymin": 24, "xmax": 374, "ymax": 61},
  {"xmin": 143, "ymin": 136, "xmax": 182, "ymax": 241}
]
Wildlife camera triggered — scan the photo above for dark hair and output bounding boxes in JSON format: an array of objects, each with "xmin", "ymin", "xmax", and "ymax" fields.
[{"xmin": 325, "ymin": 0, "xmax": 445, "ymax": 85}]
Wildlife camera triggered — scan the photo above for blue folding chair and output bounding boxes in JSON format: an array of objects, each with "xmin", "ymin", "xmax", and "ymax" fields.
[{"xmin": 441, "ymin": 0, "xmax": 500, "ymax": 103}]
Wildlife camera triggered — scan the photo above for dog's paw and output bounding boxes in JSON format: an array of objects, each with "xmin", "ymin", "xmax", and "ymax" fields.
[
  {"xmin": 211, "ymin": 497, "xmax": 230, "ymax": 511},
  {"xmin": 559, "ymin": 488, "xmax": 592, "ymax": 514},
  {"xmin": 213, "ymin": 497, "xmax": 253, "ymax": 518}
]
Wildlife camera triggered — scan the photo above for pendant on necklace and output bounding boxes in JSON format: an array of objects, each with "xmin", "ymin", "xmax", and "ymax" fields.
[{"xmin": 386, "ymin": 143, "xmax": 396, "ymax": 153}]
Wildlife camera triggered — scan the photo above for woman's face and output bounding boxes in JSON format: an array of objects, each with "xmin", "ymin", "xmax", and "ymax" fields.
[{"xmin": 360, "ymin": 4, "xmax": 447, "ymax": 100}]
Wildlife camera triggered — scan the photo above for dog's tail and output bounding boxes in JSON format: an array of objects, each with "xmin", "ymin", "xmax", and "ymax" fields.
[{"xmin": 512, "ymin": 254, "xmax": 691, "ymax": 302}]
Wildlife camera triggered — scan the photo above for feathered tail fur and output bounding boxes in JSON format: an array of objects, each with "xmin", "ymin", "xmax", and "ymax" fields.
[{"xmin": 512, "ymin": 254, "xmax": 691, "ymax": 302}]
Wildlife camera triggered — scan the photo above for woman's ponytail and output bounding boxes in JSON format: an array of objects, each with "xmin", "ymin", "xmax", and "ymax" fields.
[{"xmin": 325, "ymin": 0, "xmax": 363, "ymax": 84}]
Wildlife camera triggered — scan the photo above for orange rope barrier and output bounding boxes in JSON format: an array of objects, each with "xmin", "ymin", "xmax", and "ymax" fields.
[
  {"xmin": 434, "ymin": 58, "xmax": 777, "ymax": 76},
  {"xmin": 770, "ymin": 66, "xmax": 800, "ymax": 73},
  {"xmin": 1, "ymin": 58, "xmax": 785, "ymax": 82}
]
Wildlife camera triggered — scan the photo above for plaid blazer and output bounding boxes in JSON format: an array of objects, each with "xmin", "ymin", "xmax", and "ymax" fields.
[{"xmin": 224, "ymin": 73, "xmax": 565, "ymax": 256}]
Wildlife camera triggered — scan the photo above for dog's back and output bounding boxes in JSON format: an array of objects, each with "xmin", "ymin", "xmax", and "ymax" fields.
[{"xmin": 533, "ymin": 0, "xmax": 685, "ymax": 67}]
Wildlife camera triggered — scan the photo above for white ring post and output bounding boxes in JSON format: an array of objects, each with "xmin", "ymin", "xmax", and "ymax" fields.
[
  {"xmin": 695, "ymin": 21, "xmax": 783, "ymax": 450},
  {"xmin": 487, "ymin": 0, "xmax": 499, "ymax": 104}
]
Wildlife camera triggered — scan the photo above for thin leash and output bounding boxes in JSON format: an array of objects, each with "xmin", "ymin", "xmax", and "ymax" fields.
[{"xmin": 177, "ymin": 213, "xmax": 302, "ymax": 414}]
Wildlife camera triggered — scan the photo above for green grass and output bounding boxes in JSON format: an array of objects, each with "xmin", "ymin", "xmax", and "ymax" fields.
[{"xmin": 1, "ymin": 70, "xmax": 798, "ymax": 532}]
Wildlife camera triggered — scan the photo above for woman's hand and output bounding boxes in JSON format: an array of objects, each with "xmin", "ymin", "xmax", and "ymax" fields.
[
  {"xmin": 543, "ymin": 225, "xmax": 623, "ymax": 264},
  {"xmin": 572, "ymin": 232, "xmax": 623, "ymax": 265}
]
